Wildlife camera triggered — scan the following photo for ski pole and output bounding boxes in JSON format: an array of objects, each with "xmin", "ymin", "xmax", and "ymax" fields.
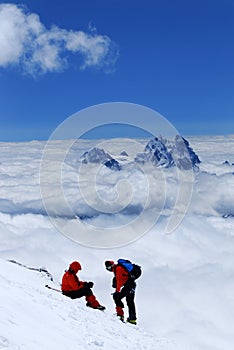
[{"xmin": 45, "ymin": 284, "xmax": 62, "ymax": 293}]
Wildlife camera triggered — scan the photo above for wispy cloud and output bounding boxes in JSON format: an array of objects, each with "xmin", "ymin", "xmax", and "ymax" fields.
[{"xmin": 0, "ymin": 4, "xmax": 119, "ymax": 76}]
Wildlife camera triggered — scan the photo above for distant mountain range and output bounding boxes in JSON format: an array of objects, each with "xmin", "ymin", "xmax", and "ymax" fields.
[{"xmin": 81, "ymin": 135, "xmax": 201, "ymax": 170}]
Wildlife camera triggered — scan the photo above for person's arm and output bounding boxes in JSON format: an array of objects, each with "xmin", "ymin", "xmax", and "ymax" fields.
[{"xmin": 115, "ymin": 266, "xmax": 123, "ymax": 292}]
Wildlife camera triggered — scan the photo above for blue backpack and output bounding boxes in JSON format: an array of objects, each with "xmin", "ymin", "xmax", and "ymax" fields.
[{"xmin": 117, "ymin": 259, "xmax": 142, "ymax": 280}]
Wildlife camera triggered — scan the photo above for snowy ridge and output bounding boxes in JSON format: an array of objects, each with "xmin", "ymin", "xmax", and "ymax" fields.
[
  {"xmin": 1, "ymin": 207, "xmax": 234, "ymax": 349},
  {"xmin": 0, "ymin": 259, "xmax": 178, "ymax": 350}
]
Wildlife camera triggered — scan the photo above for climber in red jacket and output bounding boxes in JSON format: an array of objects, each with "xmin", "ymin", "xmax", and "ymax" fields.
[
  {"xmin": 61, "ymin": 261, "xmax": 105, "ymax": 310},
  {"xmin": 105, "ymin": 260, "xmax": 137, "ymax": 324}
]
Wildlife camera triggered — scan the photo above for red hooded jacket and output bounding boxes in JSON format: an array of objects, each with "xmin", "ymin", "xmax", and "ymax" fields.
[{"xmin": 61, "ymin": 261, "xmax": 84, "ymax": 292}]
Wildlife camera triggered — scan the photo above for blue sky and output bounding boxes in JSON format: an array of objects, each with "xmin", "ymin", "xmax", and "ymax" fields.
[{"xmin": 0, "ymin": 0, "xmax": 233, "ymax": 141}]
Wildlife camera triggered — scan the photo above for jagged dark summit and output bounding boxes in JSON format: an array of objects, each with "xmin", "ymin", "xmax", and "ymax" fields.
[
  {"xmin": 81, "ymin": 147, "xmax": 121, "ymax": 171},
  {"xmin": 135, "ymin": 135, "xmax": 200, "ymax": 169}
]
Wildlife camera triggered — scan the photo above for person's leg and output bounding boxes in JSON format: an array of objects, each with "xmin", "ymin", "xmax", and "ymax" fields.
[
  {"xmin": 86, "ymin": 294, "xmax": 101, "ymax": 308},
  {"xmin": 62, "ymin": 288, "xmax": 86, "ymax": 299},
  {"xmin": 126, "ymin": 291, "xmax": 136, "ymax": 321},
  {"xmin": 63, "ymin": 285, "xmax": 100, "ymax": 307},
  {"xmin": 82, "ymin": 285, "xmax": 105, "ymax": 309},
  {"xmin": 123, "ymin": 281, "xmax": 137, "ymax": 323},
  {"xmin": 113, "ymin": 290, "xmax": 125, "ymax": 319}
]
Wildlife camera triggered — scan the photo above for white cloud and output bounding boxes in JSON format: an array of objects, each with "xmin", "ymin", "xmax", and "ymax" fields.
[{"xmin": 0, "ymin": 4, "xmax": 119, "ymax": 76}]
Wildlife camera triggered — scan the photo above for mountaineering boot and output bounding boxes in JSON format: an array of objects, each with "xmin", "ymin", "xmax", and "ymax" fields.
[
  {"xmin": 96, "ymin": 305, "xmax": 106, "ymax": 311},
  {"xmin": 126, "ymin": 318, "xmax": 137, "ymax": 325},
  {"xmin": 86, "ymin": 295, "xmax": 105, "ymax": 310},
  {"xmin": 86, "ymin": 302, "xmax": 105, "ymax": 310},
  {"xmin": 118, "ymin": 315, "xmax": 124, "ymax": 322},
  {"xmin": 116, "ymin": 306, "xmax": 124, "ymax": 320}
]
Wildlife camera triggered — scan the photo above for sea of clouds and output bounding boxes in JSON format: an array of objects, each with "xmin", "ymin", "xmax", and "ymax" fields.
[{"xmin": 0, "ymin": 136, "xmax": 233, "ymax": 221}]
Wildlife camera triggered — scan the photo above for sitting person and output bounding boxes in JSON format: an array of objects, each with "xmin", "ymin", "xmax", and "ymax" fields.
[{"xmin": 61, "ymin": 261, "xmax": 105, "ymax": 311}]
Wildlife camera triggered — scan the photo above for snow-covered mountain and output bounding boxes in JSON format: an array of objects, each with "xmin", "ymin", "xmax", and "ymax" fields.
[
  {"xmin": 173, "ymin": 135, "xmax": 201, "ymax": 169},
  {"xmin": 135, "ymin": 135, "xmax": 200, "ymax": 169},
  {"xmin": 135, "ymin": 137, "xmax": 174, "ymax": 167},
  {"xmin": 79, "ymin": 135, "xmax": 200, "ymax": 171},
  {"xmin": 81, "ymin": 147, "xmax": 121, "ymax": 170},
  {"xmin": 81, "ymin": 147, "xmax": 112, "ymax": 164}
]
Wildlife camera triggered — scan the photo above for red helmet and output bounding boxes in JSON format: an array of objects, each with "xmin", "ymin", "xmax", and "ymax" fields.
[{"xmin": 69, "ymin": 261, "xmax": 81, "ymax": 273}]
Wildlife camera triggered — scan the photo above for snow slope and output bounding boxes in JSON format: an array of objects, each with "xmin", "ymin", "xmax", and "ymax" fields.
[{"xmin": 0, "ymin": 259, "xmax": 179, "ymax": 350}]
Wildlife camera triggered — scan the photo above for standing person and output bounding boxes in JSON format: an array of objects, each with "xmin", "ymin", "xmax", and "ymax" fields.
[
  {"xmin": 61, "ymin": 261, "xmax": 105, "ymax": 311},
  {"xmin": 105, "ymin": 260, "xmax": 137, "ymax": 324}
]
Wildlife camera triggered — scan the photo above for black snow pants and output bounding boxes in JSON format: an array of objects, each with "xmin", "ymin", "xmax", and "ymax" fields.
[{"xmin": 113, "ymin": 280, "xmax": 136, "ymax": 320}]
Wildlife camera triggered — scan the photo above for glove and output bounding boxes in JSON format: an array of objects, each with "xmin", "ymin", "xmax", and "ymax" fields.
[
  {"xmin": 84, "ymin": 281, "xmax": 94, "ymax": 288},
  {"xmin": 87, "ymin": 281, "xmax": 94, "ymax": 288}
]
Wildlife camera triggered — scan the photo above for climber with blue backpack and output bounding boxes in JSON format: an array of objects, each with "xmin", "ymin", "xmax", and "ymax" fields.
[{"xmin": 105, "ymin": 259, "xmax": 142, "ymax": 324}]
